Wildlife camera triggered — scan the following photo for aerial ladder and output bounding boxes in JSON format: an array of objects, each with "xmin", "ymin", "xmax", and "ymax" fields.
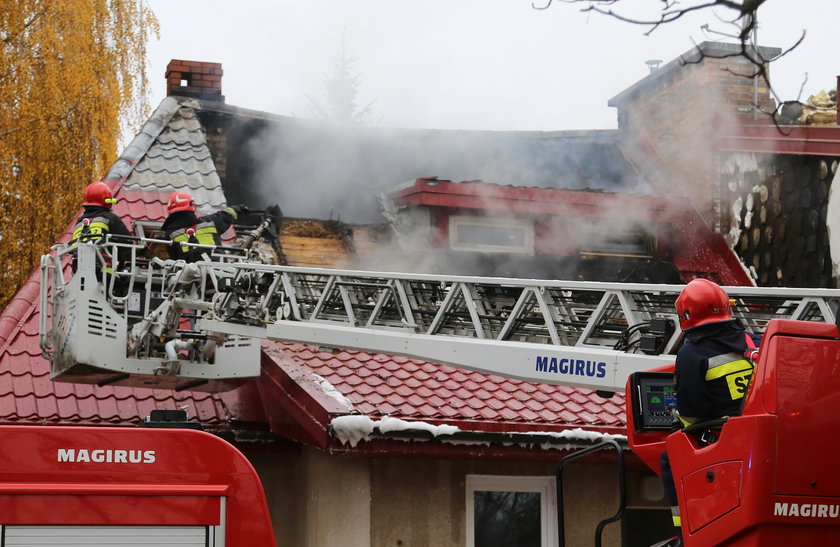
[
  {"xmin": 38, "ymin": 236, "xmax": 840, "ymax": 545},
  {"xmin": 39, "ymin": 236, "xmax": 839, "ymax": 392}
]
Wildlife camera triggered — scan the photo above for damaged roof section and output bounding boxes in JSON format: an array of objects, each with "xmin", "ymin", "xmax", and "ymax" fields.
[
  {"xmin": 194, "ymin": 100, "xmax": 651, "ymax": 223},
  {"xmin": 375, "ymin": 177, "xmax": 752, "ymax": 285}
]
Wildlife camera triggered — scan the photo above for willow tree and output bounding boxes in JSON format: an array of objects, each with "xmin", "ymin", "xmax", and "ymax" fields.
[{"xmin": 0, "ymin": 0, "xmax": 158, "ymax": 307}]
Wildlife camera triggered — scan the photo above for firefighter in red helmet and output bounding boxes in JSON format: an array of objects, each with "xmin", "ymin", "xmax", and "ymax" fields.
[
  {"xmin": 71, "ymin": 182, "xmax": 132, "ymax": 257},
  {"xmin": 70, "ymin": 181, "xmax": 132, "ymax": 281},
  {"xmin": 161, "ymin": 191, "xmax": 248, "ymax": 262},
  {"xmin": 660, "ymin": 278, "xmax": 760, "ymax": 545},
  {"xmin": 673, "ymin": 279, "xmax": 759, "ymax": 421},
  {"xmin": 72, "ymin": 182, "xmax": 131, "ymax": 243}
]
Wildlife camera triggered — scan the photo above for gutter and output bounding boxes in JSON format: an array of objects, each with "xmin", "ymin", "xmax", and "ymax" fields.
[{"xmin": 360, "ymin": 426, "xmax": 627, "ymax": 449}]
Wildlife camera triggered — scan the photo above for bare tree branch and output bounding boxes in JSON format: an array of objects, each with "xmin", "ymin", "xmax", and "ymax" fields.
[{"xmin": 538, "ymin": 0, "xmax": 816, "ymax": 127}]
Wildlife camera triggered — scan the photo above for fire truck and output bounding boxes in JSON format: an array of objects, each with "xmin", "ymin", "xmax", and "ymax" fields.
[
  {"xmin": 0, "ymin": 416, "xmax": 275, "ymax": 545},
  {"xmin": 36, "ymin": 236, "xmax": 840, "ymax": 546}
]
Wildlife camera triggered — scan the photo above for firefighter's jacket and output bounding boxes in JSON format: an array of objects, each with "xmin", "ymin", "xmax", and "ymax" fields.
[
  {"xmin": 161, "ymin": 207, "xmax": 237, "ymax": 262},
  {"xmin": 674, "ymin": 320, "xmax": 760, "ymax": 425},
  {"xmin": 71, "ymin": 205, "xmax": 132, "ymax": 268}
]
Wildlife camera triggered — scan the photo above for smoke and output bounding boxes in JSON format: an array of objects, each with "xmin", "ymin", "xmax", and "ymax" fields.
[
  {"xmin": 612, "ymin": 51, "xmax": 751, "ymax": 238},
  {"xmin": 237, "ymin": 118, "xmax": 649, "ymax": 224},
  {"xmin": 211, "ymin": 40, "xmax": 772, "ymax": 283},
  {"xmin": 223, "ymin": 116, "xmax": 669, "ymax": 278}
]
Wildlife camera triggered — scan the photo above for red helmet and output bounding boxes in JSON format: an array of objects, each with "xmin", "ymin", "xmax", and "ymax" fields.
[
  {"xmin": 167, "ymin": 191, "xmax": 196, "ymax": 214},
  {"xmin": 83, "ymin": 182, "xmax": 116, "ymax": 208},
  {"xmin": 675, "ymin": 278, "xmax": 732, "ymax": 331}
]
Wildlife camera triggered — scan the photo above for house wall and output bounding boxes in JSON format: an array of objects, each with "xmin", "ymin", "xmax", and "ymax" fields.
[
  {"xmin": 250, "ymin": 447, "xmax": 668, "ymax": 547},
  {"xmin": 613, "ymin": 46, "xmax": 840, "ymax": 290},
  {"xmin": 248, "ymin": 451, "xmax": 305, "ymax": 546},
  {"xmin": 613, "ymin": 44, "xmax": 777, "ymax": 227},
  {"xmin": 721, "ymin": 152, "xmax": 837, "ymax": 287}
]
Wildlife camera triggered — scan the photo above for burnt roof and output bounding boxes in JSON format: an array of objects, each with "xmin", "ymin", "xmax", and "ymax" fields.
[{"xmin": 193, "ymin": 101, "xmax": 649, "ymax": 223}]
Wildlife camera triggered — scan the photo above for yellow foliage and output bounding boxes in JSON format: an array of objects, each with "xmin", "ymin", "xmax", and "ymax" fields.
[{"xmin": 0, "ymin": 0, "xmax": 158, "ymax": 308}]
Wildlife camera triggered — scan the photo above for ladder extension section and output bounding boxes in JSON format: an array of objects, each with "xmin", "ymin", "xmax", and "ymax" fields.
[{"xmin": 39, "ymin": 238, "xmax": 840, "ymax": 392}]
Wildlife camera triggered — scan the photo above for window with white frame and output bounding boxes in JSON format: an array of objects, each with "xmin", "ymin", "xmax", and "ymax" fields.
[
  {"xmin": 466, "ymin": 475, "xmax": 558, "ymax": 547},
  {"xmin": 449, "ymin": 216, "xmax": 534, "ymax": 254}
]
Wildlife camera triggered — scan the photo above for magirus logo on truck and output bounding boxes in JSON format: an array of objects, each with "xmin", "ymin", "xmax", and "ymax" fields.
[
  {"xmin": 57, "ymin": 448, "xmax": 156, "ymax": 464},
  {"xmin": 535, "ymin": 356, "xmax": 607, "ymax": 378},
  {"xmin": 774, "ymin": 502, "xmax": 840, "ymax": 519}
]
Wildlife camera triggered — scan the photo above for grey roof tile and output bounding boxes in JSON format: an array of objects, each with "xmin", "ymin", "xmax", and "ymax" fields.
[
  {"xmin": 105, "ymin": 97, "xmax": 181, "ymax": 182},
  {"xmin": 120, "ymin": 99, "xmax": 226, "ymax": 210}
]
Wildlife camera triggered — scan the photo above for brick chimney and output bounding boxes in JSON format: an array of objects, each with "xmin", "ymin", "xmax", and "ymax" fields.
[
  {"xmin": 166, "ymin": 59, "xmax": 224, "ymax": 102},
  {"xmin": 608, "ymin": 42, "xmax": 782, "ymax": 130},
  {"xmin": 606, "ymin": 41, "xmax": 782, "ymax": 226}
]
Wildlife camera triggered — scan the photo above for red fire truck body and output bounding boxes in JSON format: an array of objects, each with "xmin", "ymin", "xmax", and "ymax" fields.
[
  {"xmin": 0, "ymin": 425, "xmax": 275, "ymax": 546},
  {"xmin": 627, "ymin": 319, "xmax": 840, "ymax": 546}
]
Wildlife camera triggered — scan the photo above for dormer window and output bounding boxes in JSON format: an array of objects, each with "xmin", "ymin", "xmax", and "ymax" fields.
[{"xmin": 449, "ymin": 215, "xmax": 534, "ymax": 254}]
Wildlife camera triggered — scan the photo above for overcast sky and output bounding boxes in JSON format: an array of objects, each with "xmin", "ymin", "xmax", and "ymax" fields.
[{"xmin": 144, "ymin": 1, "xmax": 839, "ymax": 131}]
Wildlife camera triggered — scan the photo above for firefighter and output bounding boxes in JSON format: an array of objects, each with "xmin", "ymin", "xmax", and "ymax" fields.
[
  {"xmin": 162, "ymin": 191, "xmax": 248, "ymax": 262},
  {"xmin": 71, "ymin": 181, "xmax": 132, "ymax": 272},
  {"xmin": 660, "ymin": 278, "xmax": 760, "ymax": 545}
]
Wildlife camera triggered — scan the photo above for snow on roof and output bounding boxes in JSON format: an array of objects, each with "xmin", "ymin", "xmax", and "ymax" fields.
[
  {"xmin": 331, "ymin": 415, "xmax": 627, "ymax": 451},
  {"xmin": 332, "ymin": 415, "xmax": 459, "ymax": 448}
]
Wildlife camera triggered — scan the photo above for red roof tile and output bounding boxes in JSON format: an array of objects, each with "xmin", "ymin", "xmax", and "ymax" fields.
[{"xmin": 261, "ymin": 342, "xmax": 626, "ymax": 435}]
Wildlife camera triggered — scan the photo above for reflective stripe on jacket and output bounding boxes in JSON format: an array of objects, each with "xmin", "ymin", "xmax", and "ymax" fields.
[
  {"xmin": 169, "ymin": 221, "xmax": 220, "ymax": 258},
  {"xmin": 678, "ymin": 352, "xmax": 754, "ymax": 428},
  {"xmin": 72, "ymin": 216, "xmax": 110, "ymax": 243},
  {"xmin": 71, "ymin": 215, "xmax": 114, "ymax": 273},
  {"xmin": 704, "ymin": 352, "xmax": 754, "ymax": 401},
  {"xmin": 162, "ymin": 208, "xmax": 236, "ymax": 262}
]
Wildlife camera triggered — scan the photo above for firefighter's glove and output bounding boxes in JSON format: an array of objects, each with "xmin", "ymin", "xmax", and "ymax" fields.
[
  {"xmin": 669, "ymin": 406, "xmax": 683, "ymax": 432},
  {"xmin": 230, "ymin": 204, "xmax": 250, "ymax": 216}
]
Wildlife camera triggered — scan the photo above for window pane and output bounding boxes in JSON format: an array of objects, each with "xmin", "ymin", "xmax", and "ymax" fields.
[
  {"xmin": 473, "ymin": 490, "xmax": 541, "ymax": 547},
  {"xmin": 456, "ymin": 225, "xmax": 527, "ymax": 248}
]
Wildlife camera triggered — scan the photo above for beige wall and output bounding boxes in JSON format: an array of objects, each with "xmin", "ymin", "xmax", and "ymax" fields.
[
  {"xmin": 249, "ymin": 446, "xmax": 667, "ymax": 547},
  {"xmin": 251, "ymin": 447, "xmax": 372, "ymax": 547},
  {"xmin": 248, "ymin": 450, "xmax": 302, "ymax": 546}
]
